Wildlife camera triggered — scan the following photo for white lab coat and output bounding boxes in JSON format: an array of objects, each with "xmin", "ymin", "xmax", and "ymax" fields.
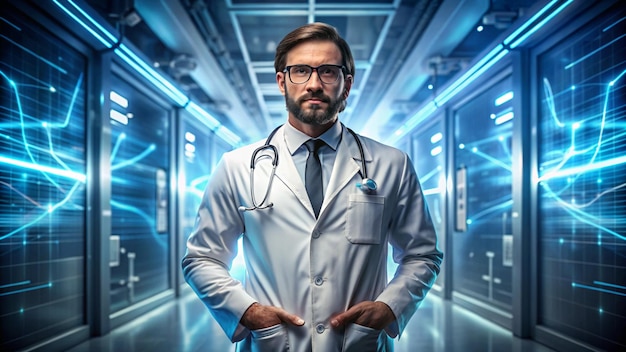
[{"xmin": 183, "ymin": 124, "xmax": 443, "ymax": 352}]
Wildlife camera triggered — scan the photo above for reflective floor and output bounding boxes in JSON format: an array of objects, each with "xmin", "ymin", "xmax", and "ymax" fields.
[{"xmin": 67, "ymin": 288, "xmax": 555, "ymax": 352}]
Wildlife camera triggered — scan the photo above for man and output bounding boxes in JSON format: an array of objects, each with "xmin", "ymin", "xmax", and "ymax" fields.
[{"xmin": 182, "ymin": 22, "xmax": 443, "ymax": 351}]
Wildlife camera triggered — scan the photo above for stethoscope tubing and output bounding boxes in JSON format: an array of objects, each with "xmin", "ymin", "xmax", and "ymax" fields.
[{"xmin": 240, "ymin": 123, "xmax": 373, "ymax": 212}]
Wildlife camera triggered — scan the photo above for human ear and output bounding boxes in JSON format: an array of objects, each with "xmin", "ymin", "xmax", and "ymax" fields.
[
  {"xmin": 343, "ymin": 75, "xmax": 353, "ymax": 98},
  {"xmin": 276, "ymin": 72, "xmax": 286, "ymax": 95}
]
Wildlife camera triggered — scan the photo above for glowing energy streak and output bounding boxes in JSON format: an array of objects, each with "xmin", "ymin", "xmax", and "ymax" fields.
[
  {"xmin": 538, "ymin": 155, "xmax": 626, "ymax": 182},
  {"xmin": 0, "ymin": 155, "xmax": 86, "ymax": 182},
  {"xmin": 470, "ymin": 147, "xmax": 512, "ymax": 172},
  {"xmin": 110, "ymin": 144, "xmax": 156, "ymax": 171},
  {"xmin": 0, "ymin": 282, "xmax": 52, "ymax": 297},
  {"xmin": 572, "ymin": 282, "xmax": 626, "ymax": 297},
  {"xmin": 110, "ymin": 200, "xmax": 167, "ymax": 248},
  {"xmin": 0, "ymin": 182, "xmax": 83, "ymax": 241}
]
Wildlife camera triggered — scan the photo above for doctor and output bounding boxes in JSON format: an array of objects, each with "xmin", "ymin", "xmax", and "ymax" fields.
[{"xmin": 182, "ymin": 22, "xmax": 443, "ymax": 352}]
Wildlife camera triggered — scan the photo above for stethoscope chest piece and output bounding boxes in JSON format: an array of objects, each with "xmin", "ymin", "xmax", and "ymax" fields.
[{"xmin": 356, "ymin": 178, "xmax": 377, "ymax": 193}]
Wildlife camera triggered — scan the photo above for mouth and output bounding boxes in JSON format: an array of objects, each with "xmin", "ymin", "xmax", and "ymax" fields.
[{"xmin": 303, "ymin": 95, "xmax": 328, "ymax": 104}]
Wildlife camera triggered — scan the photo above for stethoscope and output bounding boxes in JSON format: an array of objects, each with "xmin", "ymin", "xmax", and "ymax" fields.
[{"xmin": 238, "ymin": 124, "xmax": 377, "ymax": 212}]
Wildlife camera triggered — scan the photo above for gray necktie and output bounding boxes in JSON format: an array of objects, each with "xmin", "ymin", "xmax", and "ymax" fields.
[{"xmin": 305, "ymin": 139, "xmax": 325, "ymax": 218}]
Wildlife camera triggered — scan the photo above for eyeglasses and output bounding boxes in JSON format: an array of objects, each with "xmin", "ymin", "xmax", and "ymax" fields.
[{"xmin": 283, "ymin": 64, "xmax": 346, "ymax": 84}]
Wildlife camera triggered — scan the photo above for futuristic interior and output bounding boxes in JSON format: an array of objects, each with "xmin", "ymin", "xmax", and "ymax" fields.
[{"xmin": 1, "ymin": 0, "xmax": 624, "ymax": 351}]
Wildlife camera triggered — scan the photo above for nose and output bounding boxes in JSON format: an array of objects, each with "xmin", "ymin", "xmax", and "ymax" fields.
[{"xmin": 306, "ymin": 69, "xmax": 324, "ymax": 91}]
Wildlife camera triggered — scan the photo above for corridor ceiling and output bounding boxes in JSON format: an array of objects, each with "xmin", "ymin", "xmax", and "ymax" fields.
[{"xmin": 85, "ymin": 0, "xmax": 540, "ymax": 143}]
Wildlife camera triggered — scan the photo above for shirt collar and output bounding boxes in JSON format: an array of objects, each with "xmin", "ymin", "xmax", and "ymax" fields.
[{"xmin": 284, "ymin": 121, "xmax": 342, "ymax": 155}]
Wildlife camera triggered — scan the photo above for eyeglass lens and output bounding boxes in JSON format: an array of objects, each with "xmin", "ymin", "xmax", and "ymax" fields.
[{"xmin": 288, "ymin": 65, "xmax": 342, "ymax": 84}]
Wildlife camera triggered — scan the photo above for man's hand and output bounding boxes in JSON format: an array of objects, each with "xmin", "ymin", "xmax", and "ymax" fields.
[
  {"xmin": 240, "ymin": 303, "xmax": 305, "ymax": 330},
  {"xmin": 330, "ymin": 301, "xmax": 395, "ymax": 330}
]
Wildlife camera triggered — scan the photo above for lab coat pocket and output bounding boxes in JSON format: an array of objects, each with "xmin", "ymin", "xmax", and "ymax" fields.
[
  {"xmin": 346, "ymin": 194, "xmax": 385, "ymax": 244},
  {"xmin": 250, "ymin": 324, "xmax": 289, "ymax": 352},
  {"xmin": 343, "ymin": 323, "xmax": 382, "ymax": 352}
]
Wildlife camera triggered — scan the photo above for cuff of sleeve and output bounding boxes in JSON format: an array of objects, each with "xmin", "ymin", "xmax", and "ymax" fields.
[
  {"xmin": 376, "ymin": 300, "xmax": 399, "ymax": 338},
  {"xmin": 375, "ymin": 294, "xmax": 409, "ymax": 339},
  {"xmin": 231, "ymin": 323, "xmax": 250, "ymax": 342},
  {"xmin": 384, "ymin": 320, "xmax": 399, "ymax": 338},
  {"xmin": 225, "ymin": 296, "xmax": 258, "ymax": 342}
]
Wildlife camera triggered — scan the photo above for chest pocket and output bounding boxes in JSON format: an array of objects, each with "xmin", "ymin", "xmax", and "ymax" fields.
[{"xmin": 345, "ymin": 193, "xmax": 385, "ymax": 244}]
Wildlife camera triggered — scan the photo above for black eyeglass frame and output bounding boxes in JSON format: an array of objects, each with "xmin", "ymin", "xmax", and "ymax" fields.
[{"xmin": 283, "ymin": 64, "xmax": 348, "ymax": 84}]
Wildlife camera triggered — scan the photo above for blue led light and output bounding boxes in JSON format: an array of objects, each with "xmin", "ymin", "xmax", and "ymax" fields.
[
  {"xmin": 430, "ymin": 132, "xmax": 443, "ymax": 144},
  {"xmin": 52, "ymin": 0, "xmax": 241, "ymax": 146},
  {"xmin": 67, "ymin": 0, "xmax": 117, "ymax": 43},
  {"xmin": 185, "ymin": 101, "xmax": 221, "ymax": 130},
  {"xmin": 110, "ymin": 109, "xmax": 129, "ymax": 125},
  {"xmin": 389, "ymin": 1, "xmax": 575, "ymax": 145},
  {"xmin": 510, "ymin": 0, "xmax": 574, "ymax": 49},
  {"xmin": 495, "ymin": 91, "xmax": 514, "ymax": 106},
  {"xmin": 430, "ymin": 146, "xmax": 443, "ymax": 156},
  {"xmin": 116, "ymin": 44, "xmax": 188, "ymax": 105},
  {"xmin": 503, "ymin": 0, "xmax": 559, "ymax": 45},
  {"xmin": 495, "ymin": 112, "xmax": 514, "ymax": 125},
  {"xmin": 52, "ymin": 0, "xmax": 112, "ymax": 48},
  {"xmin": 215, "ymin": 125, "xmax": 242, "ymax": 146},
  {"xmin": 392, "ymin": 101, "xmax": 437, "ymax": 139},
  {"xmin": 438, "ymin": 49, "xmax": 511, "ymax": 108},
  {"xmin": 110, "ymin": 90, "xmax": 128, "ymax": 108}
]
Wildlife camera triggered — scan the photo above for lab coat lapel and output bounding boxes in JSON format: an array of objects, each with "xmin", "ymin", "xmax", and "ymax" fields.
[
  {"xmin": 321, "ymin": 128, "xmax": 369, "ymax": 215},
  {"xmin": 272, "ymin": 127, "xmax": 316, "ymax": 214}
]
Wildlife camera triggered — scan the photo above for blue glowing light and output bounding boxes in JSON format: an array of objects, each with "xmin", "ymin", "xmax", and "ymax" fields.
[
  {"xmin": 110, "ymin": 109, "xmax": 129, "ymax": 125},
  {"xmin": 185, "ymin": 101, "xmax": 221, "ymax": 129},
  {"xmin": 504, "ymin": 0, "xmax": 559, "ymax": 46},
  {"xmin": 0, "ymin": 155, "xmax": 86, "ymax": 182},
  {"xmin": 110, "ymin": 90, "xmax": 128, "ymax": 108},
  {"xmin": 430, "ymin": 146, "xmax": 442, "ymax": 156},
  {"xmin": 495, "ymin": 91, "xmax": 514, "ymax": 106},
  {"xmin": 52, "ymin": 0, "xmax": 241, "ymax": 147},
  {"xmin": 430, "ymin": 132, "xmax": 443, "ymax": 144},
  {"xmin": 389, "ymin": 1, "xmax": 573, "ymax": 144},
  {"xmin": 494, "ymin": 112, "xmax": 514, "ymax": 125}
]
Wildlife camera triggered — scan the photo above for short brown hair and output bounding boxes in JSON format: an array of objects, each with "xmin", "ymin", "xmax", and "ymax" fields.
[{"xmin": 274, "ymin": 22, "xmax": 355, "ymax": 79}]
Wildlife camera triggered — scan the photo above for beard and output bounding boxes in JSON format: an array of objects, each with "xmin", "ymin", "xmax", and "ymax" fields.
[{"xmin": 285, "ymin": 89, "xmax": 344, "ymax": 126}]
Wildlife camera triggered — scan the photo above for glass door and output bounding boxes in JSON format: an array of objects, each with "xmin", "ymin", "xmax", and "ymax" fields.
[
  {"xmin": 108, "ymin": 74, "xmax": 171, "ymax": 312},
  {"xmin": 452, "ymin": 76, "xmax": 514, "ymax": 310}
]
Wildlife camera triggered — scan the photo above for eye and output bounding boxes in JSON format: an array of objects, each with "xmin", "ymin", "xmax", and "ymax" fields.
[
  {"xmin": 319, "ymin": 66, "xmax": 335, "ymax": 76},
  {"xmin": 292, "ymin": 66, "xmax": 310, "ymax": 75}
]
